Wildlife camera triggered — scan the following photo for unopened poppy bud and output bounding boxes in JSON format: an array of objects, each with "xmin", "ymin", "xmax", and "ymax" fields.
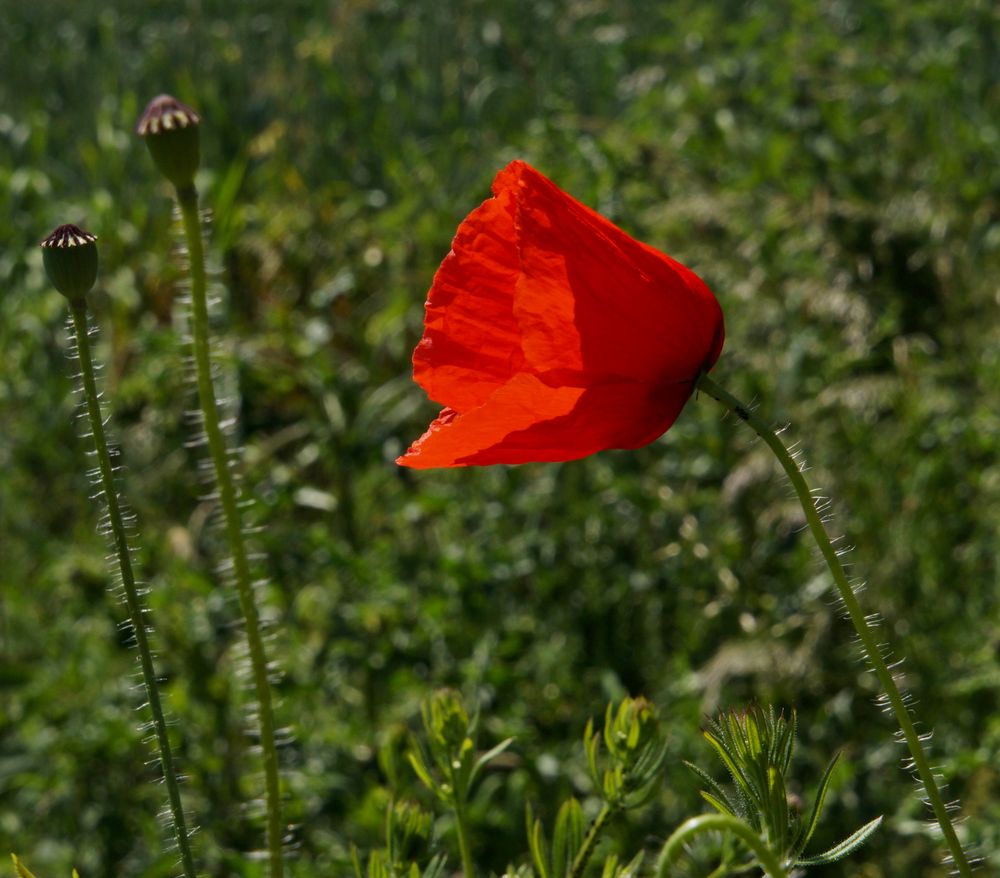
[
  {"xmin": 40, "ymin": 224, "xmax": 98, "ymax": 303},
  {"xmin": 136, "ymin": 94, "xmax": 201, "ymax": 189}
]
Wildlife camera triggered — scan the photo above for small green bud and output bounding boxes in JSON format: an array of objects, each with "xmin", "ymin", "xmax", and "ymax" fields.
[
  {"xmin": 606, "ymin": 696, "xmax": 660, "ymax": 769},
  {"xmin": 387, "ymin": 799, "xmax": 433, "ymax": 864},
  {"xmin": 426, "ymin": 689, "xmax": 470, "ymax": 751},
  {"xmin": 40, "ymin": 223, "xmax": 98, "ymax": 302},
  {"xmin": 586, "ymin": 696, "xmax": 667, "ymax": 810},
  {"xmin": 136, "ymin": 94, "xmax": 201, "ymax": 189}
]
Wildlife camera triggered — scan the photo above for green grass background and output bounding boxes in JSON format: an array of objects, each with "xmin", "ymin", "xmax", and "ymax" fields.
[{"xmin": 1, "ymin": 1, "xmax": 998, "ymax": 875}]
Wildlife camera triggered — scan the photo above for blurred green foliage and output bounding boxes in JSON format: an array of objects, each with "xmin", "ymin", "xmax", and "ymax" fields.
[{"xmin": 1, "ymin": 1, "xmax": 997, "ymax": 876}]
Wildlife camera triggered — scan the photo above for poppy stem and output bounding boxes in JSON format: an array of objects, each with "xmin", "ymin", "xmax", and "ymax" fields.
[
  {"xmin": 694, "ymin": 372, "xmax": 972, "ymax": 877},
  {"xmin": 175, "ymin": 183, "xmax": 284, "ymax": 878},
  {"xmin": 655, "ymin": 814, "xmax": 788, "ymax": 878},
  {"xmin": 70, "ymin": 302, "xmax": 198, "ymax": 878}
]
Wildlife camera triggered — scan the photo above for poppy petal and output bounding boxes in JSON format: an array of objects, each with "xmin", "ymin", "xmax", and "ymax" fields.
[
  {"xmin": 412, "ymin": 184, "xmax": 529, "ymax": 413},
  {"xmin": 496, "ymin": 161, "xmax": 724, "ymax": 384},
  {"xmin": 396, "ymin": 372, "xmax": 695, "ymax": 468}
]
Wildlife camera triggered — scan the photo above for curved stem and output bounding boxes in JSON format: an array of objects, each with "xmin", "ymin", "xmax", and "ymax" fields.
[
  {"xmin": 656, "ymin": 814, "xmax": 788, "ymax": 878},
  {"xmin": 71, "ymin": 304, "xmax": 198, "ymax": 878},
  {"xmin": 695, "ymin": 372, "xmax": 972, "ymax": 877},
  {"xmin": 176, "ymin": 184, "xmax": 284, "ymax": 878},
  {"xmin": 568, "ymin": 803, "xmax": 612, "ymax": 878}
]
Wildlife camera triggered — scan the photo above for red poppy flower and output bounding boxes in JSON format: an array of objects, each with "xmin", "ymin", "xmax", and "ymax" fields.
[{"xmin": 397, "ymin": 161, "xmax": 724, "ymax": 468}]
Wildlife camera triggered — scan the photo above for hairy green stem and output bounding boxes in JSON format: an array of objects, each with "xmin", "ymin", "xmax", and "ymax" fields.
[
  {"xmin": 695, "ymin": 372, "xmax": 972, "ymax": 877},
  {"xmin": 176, "ymin": 184, "xmax": 284, "ymax": 877},
  {"xmin": 656, "ymin": 814, "xmax": 788, "ymax": 878},
  {"xmin": 569, "ymin": 803, "xmax": 612, "ymax": 878},
  {"xmin": 71, "ymin": 303, "xmax": 198, "ymax": 878}
]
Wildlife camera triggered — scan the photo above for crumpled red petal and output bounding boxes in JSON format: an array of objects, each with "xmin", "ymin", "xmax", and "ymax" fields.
[
  {"xmin": 412, "ymin": 183, "xmax": 528, "ymax": 414},
  {"xmin": 499, "ymin": 161, "xmax": 724, "ymax": 384},
  {"xmin": 396, "ymin": 372, "xmax": 696, "ymax": 468},
  {"xmin": 398, "ymin": 161, "xmax": 725, "ymax": 468}
]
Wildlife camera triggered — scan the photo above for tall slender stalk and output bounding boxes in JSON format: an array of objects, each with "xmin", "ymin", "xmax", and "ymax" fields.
[
  {"xmin": 174, "ymin": 182, "xmax": 284, "ymax": 877},
  {"xmin": 694, "ymin": 372, "xmax": 972, "ymax": 877},
  {"xmin": 70, "ymin": 302, "xmax": 198, "ymax": 878}
]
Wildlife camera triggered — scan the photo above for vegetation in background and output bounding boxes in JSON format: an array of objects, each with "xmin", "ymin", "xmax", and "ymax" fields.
[{"xmin": 1, "ymin": 1, "xmax": 997, "ymax": 876}]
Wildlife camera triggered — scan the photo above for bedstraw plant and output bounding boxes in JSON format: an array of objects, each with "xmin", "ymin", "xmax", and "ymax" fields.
[
  {"xmin": 397, "ymin": 693, "xmax": 878, "ymax": 878},
  {"xmin": 657, "ymin": 706, "xmax": 882, "ymax": 878}
]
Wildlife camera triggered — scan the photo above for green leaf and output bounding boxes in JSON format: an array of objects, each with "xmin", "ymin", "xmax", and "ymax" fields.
[
  {"xmin": 700, "ymin": 789, "xmax": 738, "ymax": 818},
  {"xmin": 453, "ymin": 736, "xmax": 477, "ymax": 797},
  {"xmin": 703, "ymin": 728, "xmax": 755, "ymax": 805},
  {"xmin": 526, "ymin": 803, "xmax": 550, "ymax": 878},
  {"xmin": 552, "ymin": 798, "xmax": 584, "ymax": 877},
  {"xmin": 468, "ymin": 736, "xmax": 514, "ymax": 789},
  {"xmin": 777, "ymin": 711, "xmax": 797, "ymax": 774},
  {"xmin": 407, "ymin": 749, "xmax": 440, "ymax": 799},
  {"xmin": 794, "ymin": 752, "xmax": 842, "ymax": 857},
  {"xmin": 686, "ymin": 761, "xmax": 744, "ymax": 819},
  {"xmin": 796, "ymin": 816, "xmax": 883, "ymax": 866},
  {"xmin": 422, "ymin": 854, "xmax": 448, "ymax": 878},
  {"xmin": 11, "ymin": 856, "xmax": 38, "ymax": 878},
  {"xmin": 584, "ymin": 719, "xmax": 601, "ymax": 789},
  {"xmin": 350, "ymin": 845, "xmax": 364, "ymax": 878},
  {"xmin": 364, "ymin": 851, "xmax": 391, "ymax": 878},
  {"xmin": 619, "ymin": 851, "xmax": 644, "ymax": 877},
  {"xmin": 600, "ymin": 851, "xmax": 643, "ymax": 878}
]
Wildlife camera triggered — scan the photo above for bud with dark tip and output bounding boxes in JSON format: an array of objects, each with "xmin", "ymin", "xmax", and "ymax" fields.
[
  {"xmin": 40, "ymin": 224, "xmax": 98, "ymax": 303},
  {"xmin": 136, "ymin": 94, "xmax": 201, "ymax": 190}
]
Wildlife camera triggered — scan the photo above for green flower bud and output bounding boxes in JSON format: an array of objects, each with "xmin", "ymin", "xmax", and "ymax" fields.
[
  {"xmin": 387, "ymin": 799, "xmax": 433, "ymax": 864},
  {"xmin": 136, "ymin": 94, "xmax": 201, "ymax": 189},
  {"xmin": 426, "ymin": 689, "xmax": 470, "ymax": 751},
  {"xmin": 606, "ymin": 696, "xmax": 660, "ymax": 768},
  {"xmin": 40, "ymin": 224, "xmax": 98, "ymax": 303}
]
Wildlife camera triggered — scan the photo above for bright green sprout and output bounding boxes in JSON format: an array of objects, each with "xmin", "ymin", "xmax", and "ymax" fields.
[
  {"xmin": 351, "ymin": 800, "xmax": 446, "ymax": 878},
  {"xmin": 688, "ymin": 705, "xmax": 882, "ymax": 872},
  {"xmin": 408, "ymin": 690, "xmax": 514, "ymax": 878},
  {"xmin": 584, "ymin": 696, "xmax": 667, "ymax": 811},
  {"xmin": 527, "ymin": 697, "xmax": 666, "ymax": 878}
]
